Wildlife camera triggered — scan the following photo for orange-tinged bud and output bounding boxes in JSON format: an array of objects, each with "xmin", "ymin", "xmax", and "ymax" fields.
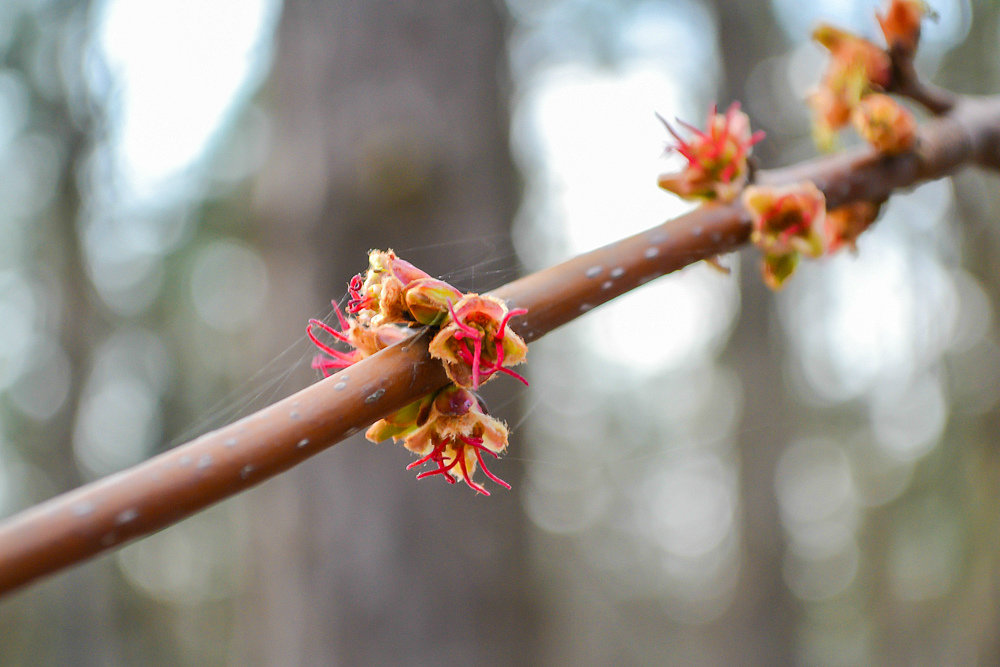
[
  {"xmin": 347, "ymin": 321, "xmax": 410, "ymax": 357},
  {"xmin": 808, "ymin": 87, "xmax": 853, "ymax": 152},
  {"xmin": 825, "ymin": 200, "xmax": 881, "ymax": 253},
  {"xmin": 812, "ymin": 25, "xmax": 891, "ymax": 89},
  {"xmin": 878, "ymin": 0, "xmax": 929, "ymax": 55},
  {"xmin": 852, "ymin": 93, "xmax": 917, "ymax": 154}
]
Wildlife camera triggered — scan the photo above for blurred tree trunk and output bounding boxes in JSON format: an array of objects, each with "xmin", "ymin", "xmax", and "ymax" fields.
[
  {"xmin": 239, "ymin": 1, "xmax": 536, "ymax": 664},
  {"xmin": 711, "ymin": 1, "xmax": 797, "ymax": 663},
  {"xmin": 0, "ymin": 3, "xmax": 122, "ymax": 665}
]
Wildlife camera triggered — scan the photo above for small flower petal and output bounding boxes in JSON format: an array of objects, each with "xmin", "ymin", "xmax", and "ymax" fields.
[{"xmin": 761, "ymin": 252, "xmax": 799, "ymax": 290}]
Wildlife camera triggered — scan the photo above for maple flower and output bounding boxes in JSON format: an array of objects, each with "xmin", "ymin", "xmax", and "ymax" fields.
[
  {"xmin": 657, "ymin": 102, "xmax": 765, "ymax": 202},
  {"xmin": 368, "ymin": 385, "xmax": 511, "ymax": 495},
  {"xmin": 851, "ymin": 93, "xmax": 917, "ymax": 154},
  {"xmin": 743, "ymin": 182, "xmax": 827, "ymax": 289},
  {"xmin": 306, "ymin": 300, "xmax": 410, "ymax": 376},
  {"xmin": 809, "ymin": 24, "xmax": 892, "ymax": 149},
  {"xmin": 429, "ymin": 294, "xmax": 528, "ymax": 390},
  {"xmin": 878, "ymin": 0, "xmax": 930, "ymax": 56},
  {"xmin": 825, "ymin": 200, "xmax": 881, "ymax": 253}
]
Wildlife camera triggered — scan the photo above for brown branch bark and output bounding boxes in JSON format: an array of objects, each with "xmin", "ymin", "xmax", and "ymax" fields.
[
  {"xmin": 886, "ymin": 45, "xmax": 958, "ymax": 115},
  {"xmin": 0, "ymin": 94, "xmax": 998, "ymax": 597}
]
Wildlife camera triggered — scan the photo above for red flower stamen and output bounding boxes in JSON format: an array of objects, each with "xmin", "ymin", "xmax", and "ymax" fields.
[
  {"xmin": 347, "ymin": 273, "xmax": 373, "ymax": 314},
  {"xmin": 332, "ymin": 299, "xmax": 350, "ymax": 331},
  {"xmin": 457, "ymin": 446, "xmax": 489, "ymax": 495},
  {"xmin": 306, "ymin": 317, "xmax": 360, "ymax": 376},
  {"xmin": 496, "ymin": 366, "xmax": 529, "ymax": 386},
  {"xmin": 496, "ymin": 307, "xmax": 527, "ymax": 341},
  {"xmin": 461, "ymin": 435, "xmax": 511, "ymax": 491},
  {"xmin": 406, "ymin": 448, "xmax": 442, "ymax": 471},
  {"xmin": 455, "ymin": 340, "xmax": 475, "ymax": 365},
  {"xmin": 415, "ymin": 458, "xmax": 460, "ymax": 480},
  {"xmin": 471, "ymin": 335, "xmax": 483, "ymax": 390},
  {"xmin": 446, "ymin": 300, "xmax": 481, "ymax": 339},
  {"xmin": 311, "ymin": 355, "xmax": 352, "ymax": 375},
  {"xmin": 491, "ymin": 341, "xmax": 529, "ymax": 386},
  {"xmin": 402, "ymin": 431, "xmax": 510, "ymax": 494},
  {"xmin": 307, "ymin": 317, "xmax": 350, "ymax": 346},
  {"xmin": 446, "ymin": 299, "xmax": 492, "ymax": 389}
]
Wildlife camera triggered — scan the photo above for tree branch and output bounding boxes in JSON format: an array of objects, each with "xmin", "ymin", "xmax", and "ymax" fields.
[
  {"xmin": 0, "ymin": 94, "xmax": 998, "ymax": 597},
  {"xmin": 886, "ymin": 44, "xmax": 958, "ymax": 116}
]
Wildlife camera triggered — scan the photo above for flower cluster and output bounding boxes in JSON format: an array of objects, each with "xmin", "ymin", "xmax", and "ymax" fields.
[
  {"xmin": 809, "ymin": 24, "xmax": 892, "ymax": 150},
  {"xmin": 657, "ymin": 102, "xmax": 765, "ymax": 203},
  {"xmin": 647, "ymin": 2, "xmax": 917, "ymax": 291},
  {"xmin": 307, "ymin": 249, "xmax": 528, "ymax": 494},
  {"xmin": 744, "ymin": 182, "xmax": 827, "ymax": 290},
  {"xmin": 367, "ymin": 385, "xmax": 511, "ymax": 495},
  {"xmin": 809, "ymin": 0, "xmax": 925, "ymax": 152}
]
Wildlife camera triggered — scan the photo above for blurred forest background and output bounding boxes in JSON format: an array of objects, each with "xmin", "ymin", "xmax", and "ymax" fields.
[{"xmin": 1, "ymin": 0, "xmax": 1000, "ymax": 664}]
